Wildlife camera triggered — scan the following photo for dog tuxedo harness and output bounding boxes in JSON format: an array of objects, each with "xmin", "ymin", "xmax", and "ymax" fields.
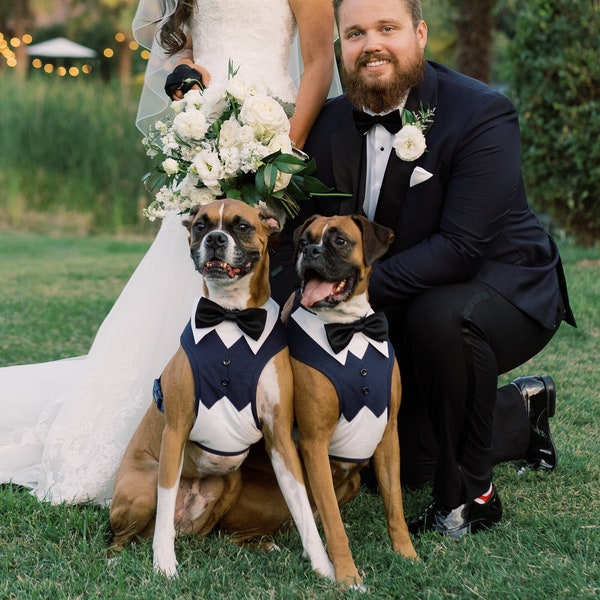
[
  {"xmin": 288, "ymin": 306, "xmax": 395, "ymax": 462},
  {"xmin": 153, "ymin": 297, "xmax": 286, "ymax": 455}
]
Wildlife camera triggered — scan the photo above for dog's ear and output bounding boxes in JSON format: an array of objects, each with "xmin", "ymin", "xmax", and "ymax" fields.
[
  {"xmin": 351, "ymin": 215, "xmax": 394, "ymax": 265},
  {"xmin": 182, "ymin": 205, "xmax": 201, "ymax": 232},
  {"xmin": 257, "ymin": 206, "xmax": 283, "ymax": 249}
]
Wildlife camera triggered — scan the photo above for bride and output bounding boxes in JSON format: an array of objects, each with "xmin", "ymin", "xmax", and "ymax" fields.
[{"xmin": 0, "ymin": 0, "xmax": 341, "ymax": 505}]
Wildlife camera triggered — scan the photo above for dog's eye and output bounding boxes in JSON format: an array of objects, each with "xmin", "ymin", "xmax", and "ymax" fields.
[
  {"xmin": 298, "ymin": 239, "xmax": 308, "ymax": 249},
  {"xmin": 237, "ymin": 223, "xmax": 249, "ymax": 232},
  {"xmin": 334, "ymin": 237, "xmax": 347, "ymax": 246},
  {"xmin": 194, "ymin": 222, "xmax": 206, "ymax": 232}
]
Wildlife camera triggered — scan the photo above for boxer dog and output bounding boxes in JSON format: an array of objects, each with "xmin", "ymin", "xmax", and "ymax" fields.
[
  {"xmin": 288, "ymin": 214, "xmax": 417, "ymax": 587},
  {"xmin": 109, "ymin": 199, "xmax": 333, "ymax": 581},
  {"xmin": 222, "ymin": 214, "xmax": 417, "ymax": 589}
]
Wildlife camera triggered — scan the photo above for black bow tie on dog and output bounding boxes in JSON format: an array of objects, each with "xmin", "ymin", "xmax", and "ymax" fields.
[
  {"xmin": 194, "ymin": 297, "xmax": 267, "ymax": 341},
  {"xmin": 324, "ymin": 312, "xmax": 389, "ymax": 354},
  {"xmin": 353, "ymin": 108, "xmax": 403, "ymax": 134}
]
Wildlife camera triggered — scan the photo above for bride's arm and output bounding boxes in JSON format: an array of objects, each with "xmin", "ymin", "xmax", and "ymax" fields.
[
  {"xmin": 168, "ymin": 34, "xmax": 211, "ymax": 99},
  {"xmin": 289, "ymin": 0, "xmax": 336, "ymax": 150}
]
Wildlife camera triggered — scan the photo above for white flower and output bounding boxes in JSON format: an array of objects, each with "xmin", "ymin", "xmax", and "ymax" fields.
[
  {"xmin": 240, "ymin": 94, "xmax": 290, "ymax": 139},
  {"xmin": 170, "ymin": 99, "xmax": 186, "ymax": 114},
  {"xmin": 273, "ymin": 170, "xmax": 292, "ymax": 192},
  {"xmin": 191, "ymin": 148, "xmax": 225, "ymax": 187},
  {"xmin": 237, "ymin": 124, "xmax": 257, "ymax": 145},
  {"xmin": 162, "ymin": 158, "xmax": 179, "ymax": 176},
  {"xmin": 393, "ymin": 124, "xmax": 427, "ymax": 162},
  {"xmin": 173, "ymin": 109, "xmax": 209, "ymax": 140},
  {"xmin": 268, "ymin": 131, "xmax": 293, "ymax": 155},
  {"xmin": 219, "ymin": 118, "xmax": 241, "ymax": 148}
]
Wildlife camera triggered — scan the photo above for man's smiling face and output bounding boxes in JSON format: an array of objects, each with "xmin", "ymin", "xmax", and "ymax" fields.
[{"xmin": 338, "ymin": 0, "xmax": 428, "ymax": 113}]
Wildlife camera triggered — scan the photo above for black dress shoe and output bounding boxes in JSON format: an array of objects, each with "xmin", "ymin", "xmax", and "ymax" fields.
[
  {"xmin": 511, "ymin": 375, "xmax": 558, "ymax": 471},
  {"xmin": 409, "ymin": 486, "xmax": 503, "ymax": 538}
]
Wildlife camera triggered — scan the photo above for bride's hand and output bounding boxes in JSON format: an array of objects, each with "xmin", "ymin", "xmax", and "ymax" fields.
[{"xmin": 166, "ymin": 61, "xmax": 212, "ymax": 100}]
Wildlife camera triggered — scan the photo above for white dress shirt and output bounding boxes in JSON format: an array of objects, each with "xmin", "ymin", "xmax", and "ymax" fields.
[{"xmin": 362, "ymin": 99, "xmax": 407, "ymax": 220}]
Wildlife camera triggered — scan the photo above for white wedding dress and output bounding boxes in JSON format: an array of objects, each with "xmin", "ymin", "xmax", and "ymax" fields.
[{"xmin": 0, "ymin": 0, "xmax": 339, "ymax": 505}]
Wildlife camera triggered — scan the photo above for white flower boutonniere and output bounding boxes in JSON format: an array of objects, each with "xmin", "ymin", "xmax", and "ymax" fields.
[{"xmin": 392, "ymin": 104, "xmax": 436, "ymax": 162}]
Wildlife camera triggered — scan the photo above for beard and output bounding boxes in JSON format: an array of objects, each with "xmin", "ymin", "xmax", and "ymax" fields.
[{"xmin": 342, "ymin": 51, "xmax": 426, "ymax": 114}]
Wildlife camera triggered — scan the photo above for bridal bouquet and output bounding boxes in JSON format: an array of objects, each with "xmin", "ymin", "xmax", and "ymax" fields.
[{"xmin": 142, "ymin": 63, "xmax": 332, "ymax": 220}]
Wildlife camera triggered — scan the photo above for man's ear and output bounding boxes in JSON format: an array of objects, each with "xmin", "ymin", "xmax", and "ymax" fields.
[{"xmin": 351, "ymin": 215, "xmax": 394, "ymax": 265}]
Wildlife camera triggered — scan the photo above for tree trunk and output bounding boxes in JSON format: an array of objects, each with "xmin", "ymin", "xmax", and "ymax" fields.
[
  {"xmin": 453, "ymin": 0, "xmax": 496, "ymax": 83},
  {"xmin": 13, "ymin": 0, "xmax": 31, "ymax": 79}
]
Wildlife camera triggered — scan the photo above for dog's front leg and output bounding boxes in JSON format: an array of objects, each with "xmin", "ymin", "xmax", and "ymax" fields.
[
  {"xmin": 371, "ymin": 364, "xmax": 417, "ymax": 559},
  {"xmin": 153, "ymin": 424, "xmax": 189, "ymax": 577},
  {"xmin": 258, "ymin": 356, "xmax": 335, "ymax": 582}
]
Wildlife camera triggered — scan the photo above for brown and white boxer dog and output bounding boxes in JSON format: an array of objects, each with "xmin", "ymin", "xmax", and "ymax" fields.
[
  {"xmin": 109, "ymin": 199, "xmax": 333, "ymax": 581},
  {"xmin": 288, "ymin": 214, "xmax": 417, "ymax": 587}
]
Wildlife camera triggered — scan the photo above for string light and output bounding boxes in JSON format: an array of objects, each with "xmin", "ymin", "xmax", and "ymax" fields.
[{"xmin": 0, "ymin": 30, "xmax": 149, "ymax": 75}]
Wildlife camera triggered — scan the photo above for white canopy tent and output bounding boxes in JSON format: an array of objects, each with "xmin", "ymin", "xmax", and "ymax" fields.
[{"xmin": 26, "ymin": 37, "xmax": 97, "ymax": 59}]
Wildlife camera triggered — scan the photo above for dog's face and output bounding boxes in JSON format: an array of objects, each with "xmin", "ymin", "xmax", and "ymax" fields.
[
  {"xmin": 294, "ymin": 215, "xmax": 394, "ymax": 310},
  {"xmin": 184, "ymin": 199, "xmax": 281, "ymax": 306}
]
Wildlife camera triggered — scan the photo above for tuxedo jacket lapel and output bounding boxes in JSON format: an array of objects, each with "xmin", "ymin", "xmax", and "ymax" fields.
[
  {"xmin": 330, "ymin": 123, "xmax": 365, "ymax": 215},
  {"xmin": 374, "ymin": 74, "xmax": 438, "ymax": 226}
]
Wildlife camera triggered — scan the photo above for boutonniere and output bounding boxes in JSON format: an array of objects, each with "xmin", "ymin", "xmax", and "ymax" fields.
[{"xmin": 392, "ymin": 103, "xmax": 436, "ymax": 162}]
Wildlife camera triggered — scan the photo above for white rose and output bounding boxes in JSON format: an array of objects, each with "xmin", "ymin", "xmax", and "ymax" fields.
[
  {"xmin": 173, "ymin": 109, "xmax": 209, "ymax": 140},
  {"xmin": 267, "ymin": 132, "xmax": 293, "ymax": 155},
  {"xmin": 393, "ymin": 124, "xmax": 427, "ymax": 161},
  {"xmin": 219, "ymin": 118, "xmax": 241, "ymax": 148},
  {"xmin": 236, "ymin": 124, "xmax": 257, "ymax": 145},
  {"xmin": 162, "ymin": 158, "xmax": 179, "ymax": 176},
  {"xmin": 201, "ymin": 85, "xmax": 228, "ymax": 120},
  {"xmin": 273, "ymin": 170, "xmax": 292, "ymax": 192},
  {"xmin": 226, "ymin": 78, "xmax": 251, "ymax": 103},
  {"xmin": 240, "ymin": 95, "xmax": 290, "ymax": 138}
]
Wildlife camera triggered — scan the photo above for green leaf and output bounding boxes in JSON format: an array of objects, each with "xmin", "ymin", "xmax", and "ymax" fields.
[{"xmin": 142, "ymin": 170, "xmax": 168, "ymax": 193}]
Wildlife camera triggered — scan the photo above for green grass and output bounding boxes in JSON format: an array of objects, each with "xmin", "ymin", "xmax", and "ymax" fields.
[{"xmin": 1, "ymin": 233, "xmax": 599, "ymax": 598}]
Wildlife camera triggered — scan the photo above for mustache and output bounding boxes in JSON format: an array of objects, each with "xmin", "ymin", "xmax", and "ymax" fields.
[{"xmin": 356, "ymin": 52, "xmax": 398, "ymax": 68}]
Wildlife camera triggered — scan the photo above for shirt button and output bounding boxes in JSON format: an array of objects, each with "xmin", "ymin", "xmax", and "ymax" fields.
[
  {"xmin": 360, "ymin": 369, "xmax": 368, "ymax": 377},
  {"xmin": 362, "ymin": 387, "xmax": 369, "ymax": 395},
  {"xmin": 221, "ymin": 378, "xmax": 230, "ymax": 387},
  {"xmin": 222, "ymin": 358, "xmax": 231, "ymax": 366}
]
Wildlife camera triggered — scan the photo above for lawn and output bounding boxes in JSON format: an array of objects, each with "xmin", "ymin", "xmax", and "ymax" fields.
[{"xmin": 0, "ymin": 232, "xmax": 598, "ymax": 599}]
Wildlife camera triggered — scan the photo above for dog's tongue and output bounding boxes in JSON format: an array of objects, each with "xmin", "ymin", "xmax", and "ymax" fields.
[{"xmin": 300, "ymin": 278, "xmax": 337, "ymax": 307}]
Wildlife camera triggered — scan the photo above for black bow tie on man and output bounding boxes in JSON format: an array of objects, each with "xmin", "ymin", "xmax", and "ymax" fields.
[
  {"xmin": 194, "ymin": 297, "xmax": 267, "ymax": 341},
  {"xmin": 324, "ymin": 312, "xmax": 389, "ymax": 354},
  {"xmin": 353, "ymin": 108, "xmax": 403, "ymax": 134}
]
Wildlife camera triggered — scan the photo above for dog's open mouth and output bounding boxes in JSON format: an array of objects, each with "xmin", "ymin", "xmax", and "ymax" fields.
[
  {"xmin": 202, "ymin": 260, "xmax": 251, "ymax": 279},
  {"xmin": 300, "ymin": 269, "xmax": 356, "ymax": 308}
]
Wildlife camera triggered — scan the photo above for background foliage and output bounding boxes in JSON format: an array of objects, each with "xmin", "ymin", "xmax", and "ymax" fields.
[
  {"xmin": 506, "ymin": 0, "xmax": 600, "ymax": 246},
  {"xmin": 0, "ymin": 74, "xmax": 155, "ymax": 234}
]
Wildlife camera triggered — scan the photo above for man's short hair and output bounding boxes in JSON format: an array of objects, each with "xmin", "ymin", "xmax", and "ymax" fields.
[{"xmin": 333, "ymin": 0, "xmax": 423, "ymax": 29}]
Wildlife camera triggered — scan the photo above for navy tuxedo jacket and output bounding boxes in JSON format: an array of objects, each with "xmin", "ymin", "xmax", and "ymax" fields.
[{"xmin": 273, "ymin": 61, "xmax": 574, "ymax": 331}]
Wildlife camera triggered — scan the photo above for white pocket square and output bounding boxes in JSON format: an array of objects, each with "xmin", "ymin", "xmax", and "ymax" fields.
[{"xmin": 409, "ymin": 166, "xmax": 433, "ymax": 187}]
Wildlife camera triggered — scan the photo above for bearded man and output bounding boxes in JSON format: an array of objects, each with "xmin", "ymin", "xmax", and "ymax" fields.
[{"xmin": 270, "ymin": 0, "xmax": 575, "ymax": 538}]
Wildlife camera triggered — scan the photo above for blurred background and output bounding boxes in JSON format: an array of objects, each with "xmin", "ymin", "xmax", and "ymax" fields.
[{"xmin": 0, "ymin": 0, "xmax": 598, "ymax": 244}]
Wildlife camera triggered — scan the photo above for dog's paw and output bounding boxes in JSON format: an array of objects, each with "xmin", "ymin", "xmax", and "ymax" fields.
[
  {"xmin": 153, "ymin": 547, "xmax": 179, "ymax": 578},
  {"xmin": 306, "ymin": 551, "xmax": 335, "ymax": 582}
]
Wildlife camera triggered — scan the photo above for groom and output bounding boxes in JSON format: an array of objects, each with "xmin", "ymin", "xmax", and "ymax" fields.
[{"xmin": 270, "ymin": 0, "xmax": 576, "ymax": 538}]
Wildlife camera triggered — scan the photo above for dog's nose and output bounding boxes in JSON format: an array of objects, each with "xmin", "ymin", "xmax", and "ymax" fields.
[
  {"xmin": 205, "ymin": 231, "xmax": 228, "ymax": 249},
  {"xmin": 303, "ymin": 244, "xmax": 324, "ymax": 259}
]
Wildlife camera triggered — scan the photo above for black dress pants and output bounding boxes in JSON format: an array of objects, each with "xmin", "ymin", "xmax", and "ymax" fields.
[{"xmin": 385, "ymin": 280, "xmax": 557, "ymax": 508}]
